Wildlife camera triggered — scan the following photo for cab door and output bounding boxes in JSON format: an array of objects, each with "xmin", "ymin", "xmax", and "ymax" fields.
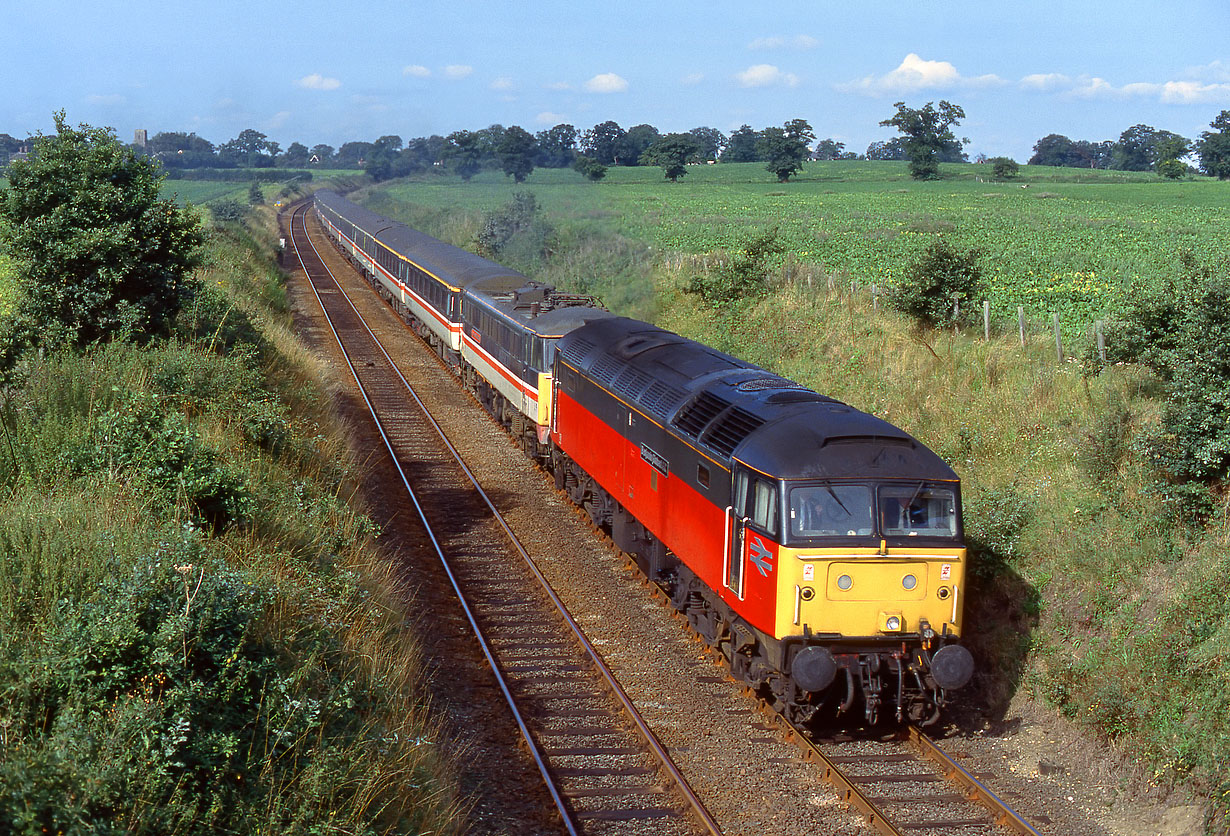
[{"xmin": 726, "ymin": 468, "xmax": 751, "ymax": 598}]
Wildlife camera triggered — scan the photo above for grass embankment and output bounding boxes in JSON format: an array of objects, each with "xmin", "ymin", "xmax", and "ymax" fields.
[
  {"xmin": 0, "ymin": 206, "xmax": 462, "ymax": 832},
  {"xmin": 366, "ymin": 167, "xmax": 1230, "ymax": 832}
]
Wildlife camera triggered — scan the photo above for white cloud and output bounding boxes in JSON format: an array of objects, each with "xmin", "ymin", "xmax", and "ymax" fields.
[
  {"xmin": 268, "ymin": 110, "xmax": 291, "ymax": 130},
  {"xmin": 296, "ymin": 73, "xmax": 341, "ymax": 91},
  {"xmin": 536, "ymin": 111, "xmax": 567, "ymax": 125},
  {"xmin": 736, "ymin": 64, "xmax": 799, "ymax": 88},
  {"xmin": 1020, "ymin": 72, "xmax": 1070, "ymax": 92},
  {"xmin": 86, "ymin": 93, "xmax": 126, "ymax": 105},
  {"xmin": 1160, "ymin": 80, "xmax": 1230, "ymax": 104},
  {"xmin": 1184, "ymin": 60, "xmax": 1230, "ymax": 83},
  {"xmin": 681, "ymin": 72, "xmax": 704, "ymax": 86},
  {"xmin": 585, "ymin": 73, "xmax": 629, "ymax": 93},
  {"xmin": 748, "ymin": 34, "xmax": 818, "ymax": 50},
  {"xmin": 839, "ymin": 53, "xmax": 1003, "ymax": 95},
  {"xmin": 490, "ymin": 77, "xmax": 514, "ymax": 91},
  {"xmin": 546, "ymin": 81, "xmax": 574, "ymax": 91},
  {"xmin": 403, "ymin": 65, "xmax": 431, "ymax": 78},
  {"xmin": 443, "ymin": 65, "xmax": 473, "ymax": 79}
]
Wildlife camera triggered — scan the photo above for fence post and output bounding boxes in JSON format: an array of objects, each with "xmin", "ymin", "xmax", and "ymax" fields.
[
  {"xmin": 1018, "ymin": 306, "xmax": 1026, "ymax": 347},
  {"xmin": 983, "ymin": 300, "xmax": 990, "ymax": 340},
  {"xmin": 827, "ymin": 274, "xmax": 835, "ymax": 292},
  {"xmin": 1096, "ymin": 319, "xmax": 1106, "ymax": 363},
  {"xmin": 872, "ymin": 284, "xmax": 879, "ymax": 311},
  {"xmin": 1053, "ymin": 313, "xmax": 1064, "ymax": 363}
]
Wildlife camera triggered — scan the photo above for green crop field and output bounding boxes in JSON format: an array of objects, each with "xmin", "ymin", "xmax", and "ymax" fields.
[{"xmin": 374, "ymin": 161, "xmax": 1230, "ymax": 331}]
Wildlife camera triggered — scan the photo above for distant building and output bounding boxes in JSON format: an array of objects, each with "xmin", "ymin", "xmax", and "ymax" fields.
[{"xmin": 134, "ymin": 129, "xmax": 147, "ymax": 148}]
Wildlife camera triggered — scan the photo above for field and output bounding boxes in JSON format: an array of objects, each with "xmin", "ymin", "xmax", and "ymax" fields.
[{"xmin": 372, "ymin": 161, "xmax": 1230, "ymax": 334}]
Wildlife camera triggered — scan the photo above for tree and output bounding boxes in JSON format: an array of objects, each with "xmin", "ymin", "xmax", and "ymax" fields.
[
  {"xmin": 616, "ymin": 124, "xmax": 661, "ymax": 165},
  {"xmin": 0, "ymin": 112, "xmax": 204, "ymax": 352},
  {"xmin": 784, "ymin": 118, "xmax": 816, "ymax": 145},
  {"xmin": 756, "ymin": 126, "xmax": 809, "ymax": 182},
  {"xmin": 880, "ymin": 101, "xmax": 966, "ymax": 179},
  {"xmin": 812, "ymin": 139, "xmax": 846, "ymax": 160},
  {"xmin": 1112, "ymin": 124, "xmax": 1159, "ymax": 171},
  {"xmin": 534, "ymin": 124, "xmax": 577, "ymax": 168},
  {"xmin": 309, "ymin": 143, "xmax": 335, "ymax": 166},
  {"xmin": 572, "ymin": 155, "xmax": 607, "ymax": 182},
  {"xmin": 474, "ymin": 124, "xmax": 506, "ymax": 168},
  {"xmin": 219, "ymin": 128, "xmax": 272, "ymax": 167},
  {"xmin": 442, "ymin": 130, "xmax": 483, "ymax": 180},
  {"xmin": 640, "ymin": 133, "xmax": 701, "ymax": 181},
  {"xmin": 865, "ymin": 138, "xmax": 907, "ymax": 161},
  {"xmin": 1197, "ymin": 110, "xmax": 1230, "ymax": 179},
  {"xmin": 1154, "ymin": 131, "xmax": 1191, "ymax": 166},
  {"xmin": 721, "ymin": 125, "xmax": 760, "ymax": 162},
  {"xmin": 281, "ymin": 141, "xmax": 310, "ymax": 167},
  {"xmin": 497, "ymin": 125, "xmax": 537, "ymax": 183},
  {"xmin": 581, "ymin": 121, "xmax": 625, "ymax": 165},
  {"xmin": 334, "ymin": 141, "xmax": 372, "ymax": 169},
  {"xmin": 1157, "ymin": 159, "xmax": 1188, "ymax": 179},
  {"xmin": 146, "ymin": 132, "xmax": 217, "ymax": 168},
  {"xmin": 688, "ymin": 127, "xmax": 726, "ymax": 162}
]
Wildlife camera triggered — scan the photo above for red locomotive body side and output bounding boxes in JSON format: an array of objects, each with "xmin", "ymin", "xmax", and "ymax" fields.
[{"xmin": 553, "ymin": 384, "xmax": 779, "ymax": 635}]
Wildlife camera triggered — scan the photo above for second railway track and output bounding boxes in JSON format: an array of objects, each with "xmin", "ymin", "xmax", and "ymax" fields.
[{"xmin": 283, "ymin": 198, "xmax": 1082, "ymax": 836}]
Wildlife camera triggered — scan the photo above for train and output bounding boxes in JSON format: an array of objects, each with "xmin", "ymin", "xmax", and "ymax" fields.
[{"xmin": 312, "ymin": 189, "xmax": 974, "ymax": 726}]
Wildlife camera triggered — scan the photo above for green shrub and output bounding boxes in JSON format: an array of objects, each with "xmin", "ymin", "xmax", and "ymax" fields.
[
  {"xmin": 886, "ymin": 237, "xmax": 982, "ymax": 328},
  {"xmin": 989, "ymin": 157, "xmax": 1019, "ymax": 179},
  {"xmin": 685, "ymin": 227, "xmax": 784, "ymax": 308},
  {"xmin": 475, "ymin": 191, "xmax": 555, "ymax": 269}
]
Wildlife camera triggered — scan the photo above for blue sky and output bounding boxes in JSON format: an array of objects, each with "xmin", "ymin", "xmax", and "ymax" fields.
[{"xmin": 5, "ymin": 0, "xmax": 1229, "ymax": 161}]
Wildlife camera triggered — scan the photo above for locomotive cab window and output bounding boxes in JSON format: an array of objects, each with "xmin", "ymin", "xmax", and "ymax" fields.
[
  {"xmin": 790, "ymin": 484, "xmax": 874, "ymax": 538},
  {"xmin": 733, "ymin": 473, "xmax": 778, "ymax": 537},
  {"xmin": 879, "ymin": 483, "xmax": 958, "ymax": 538}
]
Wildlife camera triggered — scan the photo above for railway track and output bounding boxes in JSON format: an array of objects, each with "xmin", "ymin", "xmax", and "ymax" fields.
[
  {"xmin": 286, "ymin": 201, "xmax": 720, "ymax": 836},
  {"xmin": 284, "ymin": 198, "xmax": 1061, "ymax": 836}
]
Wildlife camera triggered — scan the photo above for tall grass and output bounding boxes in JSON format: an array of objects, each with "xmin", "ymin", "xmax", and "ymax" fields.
[{"xmin": 0, "ymin": 207, "xmax": 463, "ymax": 833}]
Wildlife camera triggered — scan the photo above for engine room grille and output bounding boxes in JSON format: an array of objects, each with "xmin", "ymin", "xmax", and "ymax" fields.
[
  {"xmin": 673, "ymin": 391, "xmax": 731, "ymax": 438},
  {"xmin": 640, "ymin": 380, "xmax": 687, "ymax": 419},
  {"xmin": 559, "ymin": 337, "xmax": 595, "ymax": 368},
  {"xmin": 702, "ymin": 407, "xmax": 765, "ymax": 458},
  {"xmin": 611, "ymin": 365, "xmax": 654, "ymax": 400},
  {"xmin": 589, "ymin": 353, "xmax": 623, "ymax": 387}
]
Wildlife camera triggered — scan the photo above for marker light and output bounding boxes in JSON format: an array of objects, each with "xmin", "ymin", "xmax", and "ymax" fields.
[
  {"xmin": 885, "ymin": 615, "xmax": 902, "ymax": 631},
  {"xmin": 837, "ymin": 574, "xmax": 853, "ymax": 590},
  {"xmin": 902, "ymin": 574, "xmax": 917, "ymax": 590}
]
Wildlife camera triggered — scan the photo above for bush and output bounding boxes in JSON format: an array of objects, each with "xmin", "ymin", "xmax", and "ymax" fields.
[
  {"xmin": 990, "ymin": 157, "xmax": 1019, "ymax": 179},
  {"xmin": 572, "ymin": 155, "xmax": 608, "ymax": 182},
  {"xmin": 1107, "ymin": 253, "xmax": 1230, "ymax": 519},
  {"xmin": 685, "ymin": 227, "xmax": 784, "ymax": 307},
  {"xmin": 886, "ymin": 237, "xmax": 982, "ymax": 328},
  {"xmin": 475, "ymin": 191, "xmax": 555, "ymax": 267}
]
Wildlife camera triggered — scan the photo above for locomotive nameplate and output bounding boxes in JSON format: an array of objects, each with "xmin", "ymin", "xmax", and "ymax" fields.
[{"xmin": 640, "ymin": 444, "xmax": 670, "ymax": 477}]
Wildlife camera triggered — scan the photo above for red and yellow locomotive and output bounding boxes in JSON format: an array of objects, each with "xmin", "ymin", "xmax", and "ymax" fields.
[{"xmin": 550, "ymin": 317, "xmax": 972, "ymax": 725}]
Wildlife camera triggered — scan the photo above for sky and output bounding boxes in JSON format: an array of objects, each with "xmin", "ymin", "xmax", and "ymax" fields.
[{"xmin": 5, "ymin": 0, "xmax": 1230, "ymax": 162}]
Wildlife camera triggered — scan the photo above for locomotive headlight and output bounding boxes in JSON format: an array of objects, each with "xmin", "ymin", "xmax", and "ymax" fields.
[
  {"xmin": 882, "ymin": 613, "xmax": 903, "ymax": 632},
  {"xmin": 837, "ymin": 574, "xmax": 853, "ymax": 591},
  {"xmin": 902, "ymin": 574, "xmax": 917, "ymax": 590}
]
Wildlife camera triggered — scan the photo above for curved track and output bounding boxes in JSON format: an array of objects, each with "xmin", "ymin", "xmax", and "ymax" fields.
[{"xmin": 287, "ymin": 201, "xmax": 721, "ymax": 836}]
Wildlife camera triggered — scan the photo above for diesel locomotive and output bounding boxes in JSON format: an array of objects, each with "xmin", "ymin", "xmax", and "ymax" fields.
[{"xmin": 312, "ymin": 190, "xmax": 974, "ymax": 726}]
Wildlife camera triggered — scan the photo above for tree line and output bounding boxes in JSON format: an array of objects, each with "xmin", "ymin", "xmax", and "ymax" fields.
[{"xmin": 5, "ymin": 106, "xmax": 1230, "ymax": 184}]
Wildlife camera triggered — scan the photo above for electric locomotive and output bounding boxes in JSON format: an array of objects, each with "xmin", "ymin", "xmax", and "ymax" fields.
[{"xmin": 550, "ymin": 317, "xmax": 973, "ymax": 724}]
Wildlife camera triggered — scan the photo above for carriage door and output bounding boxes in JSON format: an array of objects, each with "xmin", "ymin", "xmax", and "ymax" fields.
[{"xmin": 726, "ymin": 468, "xmax": 752, "ymax": 598}]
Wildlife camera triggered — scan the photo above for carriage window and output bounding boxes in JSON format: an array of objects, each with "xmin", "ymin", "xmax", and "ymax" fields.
[{"xmin": 697, "ymin": 465, "xmax": 710, "ymax": 489}]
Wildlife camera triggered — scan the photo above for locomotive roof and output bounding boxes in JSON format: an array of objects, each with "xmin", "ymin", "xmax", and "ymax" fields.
[
  {"xmin": 316, "ymin": 190, "xmax": 610, "ymax": 336},
  {"xmin": 558, "ymin": 317, "xmax": 957, "ymax": 482}
]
